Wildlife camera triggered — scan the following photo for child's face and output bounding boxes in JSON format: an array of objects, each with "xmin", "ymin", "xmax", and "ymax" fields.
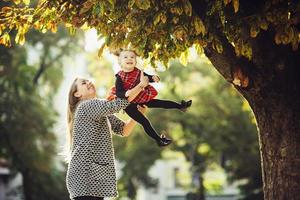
[{"xmin": 118, "ymin": 50, "xmax": 137, "ymax": 71}]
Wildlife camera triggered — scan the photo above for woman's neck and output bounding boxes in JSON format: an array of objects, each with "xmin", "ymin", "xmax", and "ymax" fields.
[{"xmin": 81, "ymin": 95, "xmax": 96, "ymax": 101}]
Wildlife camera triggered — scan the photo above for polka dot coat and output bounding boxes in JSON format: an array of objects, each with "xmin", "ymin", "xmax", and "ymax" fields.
[{"xmin": 66, "ymin": 98, "xmax": 129, "ymax": 199}]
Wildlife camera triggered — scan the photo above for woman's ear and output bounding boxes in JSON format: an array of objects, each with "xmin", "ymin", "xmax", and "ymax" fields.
[{"xmin": 74, "ymin": 91, "xmax": 81, "ymax": 98}]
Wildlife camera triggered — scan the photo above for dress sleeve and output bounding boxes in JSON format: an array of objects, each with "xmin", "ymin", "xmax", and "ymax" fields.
[
  {"xmin": 81, "ymin": 98, "xmax": 129, "ymax": 120},
  {"xmin": 107, "ymin": 114, "xmax": 125, "ymax": 136},
  {"xmin": 115, "ymin": 74, "xmax": 127, "ymax": 98}
]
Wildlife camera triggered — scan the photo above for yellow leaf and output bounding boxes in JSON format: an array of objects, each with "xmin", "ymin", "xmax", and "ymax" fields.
[
  {"xmin": 224, "ymin": 0, "xmax": 232, "ymax": 6},
  {"xmin": 250, "ymin": 25, "xmax": 259, "ymax": 38},
  {"xmin": 164, "ymin": 0, "xmax": 178, "ymax": 4},
  {"xmin": 274, "ymin": 33, "xmax": 281, "ymax": 44},
  {"xmin": 41, "ymin": 27, "xmax": 47, "ymax": 33},
  {"xmin": 23, "ymin": 0, "xmax": 30, "ymax": 5},
  {"xmin": 0, "ymin": 25, "xmax": 4, "ymax": 36},
  {"xmin": 0, "ymin": 33, "xmax": 11, "ymax": 47},
  {"xmin": 259, "ymin": 19, "xmax": 268, "ymax": 30},
  {"xmin": 153, "ymin": 12, "xmax": 161, "ymax": 26},
  {"xmin": 173, "ymin": 26, "xmax": 186, "ymax": 41},
  {"xmin": 194, "ymin": 17, "xmax": 206, "ymax": 36},
  {"xmin": 15, "ymin": 32, "xmax": 25, "ymax": 45},
  {"xmin": 216, "ymin": 43, "xmax": 223, "ymax": 53},
  {"xmin": 51, "ymin": 24, "xmax": 57, "ymax": 33},
  {"xmin": 1, "ymin": 7, "xmax": 12, "ymax": 13},
  {"xmin": 33, "ymin": 21, "xmax": 41, "ymax": 30},
  {"xmin": 233, "ymin": 0, "xmax": 239, "ymax": 13},
  {"xmin": 161, "ymin": 13, "xmax": 167, "ymax": 23},
  {"xmin": 98, "ymin": 44, "xmax": 106, "ymax": 57},
  {"xmin": 195, "ymin": 44, "xmax": 203, "ymax": 55},
  {"xmin": 183, "ymin": 0, "xmax": 192, "ymax": 16},
  {"xmin": 13, "ymin": 0, "xmax": 21, "ymax": 5},
  {"xmin": 69, "ymin": 27, "xmax": 76, "ymax": 35},
  {"xmin": 179, "ymin": 49, "xmax": 189, "ymax": 66}
]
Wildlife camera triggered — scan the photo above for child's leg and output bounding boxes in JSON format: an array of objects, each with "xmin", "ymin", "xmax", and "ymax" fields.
[
  {"xmin": 124, "ymin": 103, "xmax": 161, "ymax": 142},
  {"xmin": 145, "ymin": 99, "xmax": 181, "ymax": 109}
]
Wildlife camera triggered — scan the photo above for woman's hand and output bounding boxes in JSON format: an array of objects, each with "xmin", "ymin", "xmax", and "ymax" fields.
[
  {"xmin": 139, "ymin": 71, "xmax": 149, "ymax": 88},
  {"xmin": 123, "ymin": 105, "xmax": 147, "ymax": 137},
  {"xmin": 137, "ymin": 105, "xmax": 147, "ymax": 114},
  {"xmin": 125, "ymin": 71, "xmax": 149, "ymax": 102}
]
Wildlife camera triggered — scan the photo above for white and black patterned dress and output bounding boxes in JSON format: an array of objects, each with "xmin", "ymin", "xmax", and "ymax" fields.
[{"xmin": 66, "ymin": 98, "xmax": 129, "ymax": 199}]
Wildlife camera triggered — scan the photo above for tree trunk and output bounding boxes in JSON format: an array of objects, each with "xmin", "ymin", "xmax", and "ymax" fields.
[
  {"xmin": 202, "ymin": 42, "xmax": 300, "ymax": 198},
  {"xmin": 247, "ymin": 91, "xmax": 300, "ymax": 200},
  {"xmin": 22, "ymin": 170, "xmax": 34, "ymax": 200},
  {"xmin": 198, "ymin": 175, "xmax": 205, "ymax": 200},
  {"xmin": 201, "ymin": 25, "xmax": 300, "ymax": 198}
]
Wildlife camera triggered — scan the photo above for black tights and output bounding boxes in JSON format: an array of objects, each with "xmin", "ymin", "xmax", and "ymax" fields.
[
  {"xmin": 124, "ymin": 99, "xmax": 182, "ymax": 142},
  {"xmin": 74, "ymin": 196, "xmax": 104, "ymax": 200}
]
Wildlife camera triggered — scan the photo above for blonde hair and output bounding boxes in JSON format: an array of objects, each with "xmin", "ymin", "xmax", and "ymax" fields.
[
  {"xmin": 111, "ymin": 48, "xmax": 138, "ymax": 57},
  {"xmin": 62, "ymin": 78, "xmax": 80, "ymax": 162}
]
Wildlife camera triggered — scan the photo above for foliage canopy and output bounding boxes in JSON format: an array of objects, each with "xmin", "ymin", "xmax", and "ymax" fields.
[{"xmin": 1, "ymin": 0, "xmax": 299, "ymax": 67}]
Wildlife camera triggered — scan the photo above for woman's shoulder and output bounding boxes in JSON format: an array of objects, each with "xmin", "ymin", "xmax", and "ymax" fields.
[
  {"xmin": 77, "ymin": 98, "xmax": 103, "ymax": 108},
  {"xmin": 76, "ymin": 98, "xmax": 101, "ymax": 112}
]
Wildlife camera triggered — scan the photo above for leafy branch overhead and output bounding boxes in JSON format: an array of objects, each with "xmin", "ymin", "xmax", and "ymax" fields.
[{"xmin": 1, "ymin": 0, "xmax": 299, "ymax": 66}]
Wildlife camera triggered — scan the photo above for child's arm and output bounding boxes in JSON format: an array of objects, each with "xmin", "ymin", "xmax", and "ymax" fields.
[
  {"xmin": 115, "ymin": 75, "xmax": 126, "ymax": 98},
  {"xmin": 115, "ymin": 73, "xmax": 149, "ymax": 102}
]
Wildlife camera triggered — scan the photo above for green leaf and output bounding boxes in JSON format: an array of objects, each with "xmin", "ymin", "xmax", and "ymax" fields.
[
  {"xmin": 108, "ymin": 0, "xmax": 116, "ymax": 8},
  {"xmin": 128, "ymin": 0, "xmax": 136, "ymax": 8},
  {"xmin": 135, "ymin": 0, "xmax": 151, "ymax": 10}
]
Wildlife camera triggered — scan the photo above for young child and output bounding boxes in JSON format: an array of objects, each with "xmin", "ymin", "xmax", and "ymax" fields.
[{"xmin": 107, "ymin": 49, "xmax": 192, "ymax": 147}]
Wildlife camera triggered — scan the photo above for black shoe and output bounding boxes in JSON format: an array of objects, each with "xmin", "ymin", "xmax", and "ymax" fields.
[
  {"xmin": 180, "ymin": 100, "xmax": 192, "ymax": 112},
  {"xmin": 161, "ymin": 134, "xmax": 172, "ymax": 142},
  {"xmin": 156, "ymin": 135, "xmax": 172, "ymax": 147}
]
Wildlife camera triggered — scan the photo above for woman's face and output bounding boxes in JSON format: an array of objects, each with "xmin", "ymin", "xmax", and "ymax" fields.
[
  {"xmin": 74, "ymin": 78, "xmax": 96, "ymax": 100},
  {"xmin": 118, "ymin": 50, "xmax": 137, "ymax": 71}
]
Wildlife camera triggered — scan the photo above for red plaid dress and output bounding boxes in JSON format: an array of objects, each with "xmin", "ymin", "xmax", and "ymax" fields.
[{"xmin": 109, "ymin": 67, "xmax": 158, "ymax": 103}]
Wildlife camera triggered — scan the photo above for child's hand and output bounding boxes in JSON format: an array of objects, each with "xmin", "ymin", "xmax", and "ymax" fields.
[{"xmin": 152, "ymin": 75, "xmax": 160, "ymax": 83}]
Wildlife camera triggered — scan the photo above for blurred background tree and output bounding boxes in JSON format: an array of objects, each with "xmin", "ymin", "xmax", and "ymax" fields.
[
  {"xmin": 149, "ymin": 58, "xmax": 262, "ymax": 200},
  {"xmin": 0, "ymin": 1, "xmax": 81, "ymax": 199}
]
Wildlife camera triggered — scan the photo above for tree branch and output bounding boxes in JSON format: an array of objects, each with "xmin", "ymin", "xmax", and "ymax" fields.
[{"xmin": 32, "ymin": 38, "xmax": 73, "ymax": 85}]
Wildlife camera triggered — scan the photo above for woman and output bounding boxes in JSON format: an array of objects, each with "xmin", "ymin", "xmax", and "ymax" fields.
[{"xmin": 65, "ymin": 74, "xmax": 149, "ymax": 200}]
